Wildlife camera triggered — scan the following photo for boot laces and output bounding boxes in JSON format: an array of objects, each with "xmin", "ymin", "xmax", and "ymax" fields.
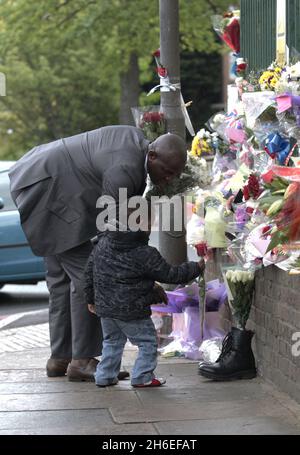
[{"xmin": 216, "ymin": 332, "xmax": 233, "ymax": 362}]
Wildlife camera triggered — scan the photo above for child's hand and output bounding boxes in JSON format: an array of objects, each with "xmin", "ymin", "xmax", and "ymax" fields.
[
  {"xmin": 88, "ymin": 304, "xmax": 96, "ymax": 315},
  {"xmin": 198, "ymin": 258, "xmax": 205, "ymax": 274},
  {"xmin": 154, "ymin": 282, "xmax": 168, "ymax": 305}
]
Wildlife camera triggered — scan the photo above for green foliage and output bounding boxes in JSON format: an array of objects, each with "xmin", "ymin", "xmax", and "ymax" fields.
[{"xmin": 0, "ymin": 0, "xmax": 232, "ymax": 159}]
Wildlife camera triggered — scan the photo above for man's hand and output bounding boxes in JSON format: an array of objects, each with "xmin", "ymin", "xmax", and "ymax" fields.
[
  {"xmin": 88, "ymin": 304, "xmax": 97, "ymax": 315},
  {"xmin": 198, "ymin": 258, "xmax": 205, "ymax": 274},
  {"xmin": 154, "ymin": 282, "xmax": 168, "ymax": 305}
]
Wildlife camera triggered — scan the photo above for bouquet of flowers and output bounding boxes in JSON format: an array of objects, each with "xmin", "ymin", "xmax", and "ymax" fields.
[
  {"xmin": 235, "ymin": 58, "xmax": 248, "ymax": 79},
  {"xmin": 212, "ymin": 10, "xmax": 240, "ymax": 53},
  {"xmin": 131, "ymin": 106, "xmax": 165, "ymax": 142},
  {"xmin": 146, "ymin": 152, "xmax": 212, "ymax": 199},
  {"xmin": 276, "ymin": 62, "xmax": 300, "ymax": 94},
  {"xmin": 223, "ymin": 267, "xmax": 255, "ymax": 329},
  {"xmin": 259, "ymin": 64, "xmax": 283, "ymax": 91},
  {"xmin": 257, "ymin": 173, "xmax": 300, "ymax": 250},
  {"xmin": 190, "ymin": 129, "xmax": 218, "ymax": 157}
]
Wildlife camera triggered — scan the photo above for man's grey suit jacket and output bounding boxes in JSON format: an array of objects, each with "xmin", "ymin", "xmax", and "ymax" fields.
[{"xmin": 9, "ymin": 126, "xmax": 150, "ymax": 257}]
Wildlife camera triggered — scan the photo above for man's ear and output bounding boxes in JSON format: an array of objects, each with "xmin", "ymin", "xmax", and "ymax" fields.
[{"xmin": 148, "ymin": 150, "xmax": 157, "ymax": 161}]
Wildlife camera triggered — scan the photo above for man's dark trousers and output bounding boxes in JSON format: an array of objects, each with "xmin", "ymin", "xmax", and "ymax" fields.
[{"xmin": 44, "ymin": 241, "xmax": 102, "ymax": 359}]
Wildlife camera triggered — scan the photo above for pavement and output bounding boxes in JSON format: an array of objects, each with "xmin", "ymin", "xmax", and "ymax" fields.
[{"xmin": 1, "ymin": 322, "xmax": 300, "ymax": 435}]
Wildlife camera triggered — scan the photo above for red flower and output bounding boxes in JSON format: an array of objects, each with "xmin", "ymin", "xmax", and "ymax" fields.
[
  {"xmin": 262, "ymin": 225, "xmax": 272, "ymax": 237},
  {"xmin": 142, "ymin": 111, "xmax": 164, "ymax": 123},
  {"xmin": 244, "ymin": 174, "xmax": 263, "ymax": 200},
  {"xmin": 262, "ymin": 169, "xmax": 276, "ymax": 184},
  {"xmin": 237, "ymin": 63, "xmax": 247, "ymax": 71},
  {"xmin": 243, "ymin": 185, "xmax": 250, "ymax": 201},
  {"xmin": 195, "ymin": 242, "xmax": 208, "ymax": 258},
  {"xmin": 246, "ymin": 207, "xmax": 254, "ymax": 215},
  {"xmin": 152, "ymin": 49, "xmax": 160, "ymax": 58}
]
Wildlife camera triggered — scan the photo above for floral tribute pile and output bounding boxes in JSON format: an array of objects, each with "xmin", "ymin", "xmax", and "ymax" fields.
[{"xmin": 186, "ymin": 56, "xmax": 300, "ymax": 287}]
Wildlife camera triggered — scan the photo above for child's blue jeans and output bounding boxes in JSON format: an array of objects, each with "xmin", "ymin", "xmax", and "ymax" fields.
[{"xmin": 94, "ymin": 317, "xmax": 158, "ymax": 386}]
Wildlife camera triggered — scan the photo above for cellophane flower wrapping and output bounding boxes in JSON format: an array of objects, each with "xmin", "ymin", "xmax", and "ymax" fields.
[
  {"xmin": 204, "ymin": 198, "xmax": 228, "ymax": 248},
  {"xmin": 212, "ymin": 11, "xmax": 240, "ymax": 53},
  {"xmin": 131, "ymin": 106, "xmax": 165, "ymax": 142},
  {"xmin": 257, "ymin": 172, "xmax": 300, "ymax": 252},
  {"xmin": 242, "ymin": 91, "xmax": 277, "ymax": 130}
]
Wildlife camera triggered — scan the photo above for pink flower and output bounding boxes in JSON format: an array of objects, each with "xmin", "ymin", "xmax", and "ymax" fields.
[{"xmin": 157, "ymin": 67, "xmax": 167, "ymax": 78}]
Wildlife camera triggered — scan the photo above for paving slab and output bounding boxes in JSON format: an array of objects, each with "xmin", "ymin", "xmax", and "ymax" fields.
[
  {"xmin": 0, "ymin": 422, "xmax": 157, "ymax": 435},
  {"xmin": 154, "ymin": 416, "xmax": 300, "ymax": 435},
  {"xmin": 0, "ymin": 409, "xmax": 156, "ymax": 435},
  {"xmin": 0, "ymin": 390, "xmax": 140, "ymax": 412},
  {"xmin": 135, "ymin": 383, "xmax": 270, "ymax": 404},
  {"xmin": 0, "ymin": 322, "xmax": 300, "ymax": 435},
  {"xmin": 0, "ymin": 409, "xmax": 111, "ymax": 431},
  {"xmin": 0, "ymin": 381, "xmax": 98, "ymax": 394},
  {"xmin": 0, "ymin": 347, "xmax": 50, "ymax": 369},
  {"xmin": 110, "ymin": 397, "xmax": 296, "ymax": 424},
  {"xmin": 0, "ymin": 369, "xmax": 55, "ymax": 383}
]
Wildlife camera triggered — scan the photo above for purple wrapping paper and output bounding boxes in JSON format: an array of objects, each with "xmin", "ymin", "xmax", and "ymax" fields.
[
  {"xmin": 151, "ymin": 283, "xmax": 199, "ymax": 313},
  {"xmin": 152, "ymin": 280, "xmax": 227, "ymax": 359},
  {"xmin": 151, "ymin": 280, "xmax": 227, "ymax": 314}
]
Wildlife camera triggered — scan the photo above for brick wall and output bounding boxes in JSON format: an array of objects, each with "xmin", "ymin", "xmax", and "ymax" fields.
[{"xmin": 206, "ymin": 249, "xmax": 300, "ymax": 403}]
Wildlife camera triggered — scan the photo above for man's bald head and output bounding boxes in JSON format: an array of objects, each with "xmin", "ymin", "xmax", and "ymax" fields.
[
  {"xmin": 147, "ymin": 133, "xmax": 187, "ymax": 187},
  {"xmin": 152, "ymin": 133, "xmax": 187, "ymax": 163}
]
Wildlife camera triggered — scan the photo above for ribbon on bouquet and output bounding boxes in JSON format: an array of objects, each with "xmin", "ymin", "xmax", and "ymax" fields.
[
  {"xmin": 264, "ymin": 133, "xmax": 295, "ymax": 166},
  {"xmin": 276, "ymin": 93, "xmax": 300, "ymax": 127}
]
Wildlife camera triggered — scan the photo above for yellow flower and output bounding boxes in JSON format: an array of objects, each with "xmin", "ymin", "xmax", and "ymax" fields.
[
  {"xmin": 191, "ymin": 136, "xmax": 201, "ymax": 157},
  {"xmin": 259, "ymin": 69, "xmax": 281, "ymax": 90},
  {"xmin": 191, "ymin": 135, "xmax": 213, "ymax": 157}
]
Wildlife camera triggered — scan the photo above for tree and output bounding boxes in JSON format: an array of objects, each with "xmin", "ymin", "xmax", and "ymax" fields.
[
  {"xmin": 0, "ymin": 0, "xmax": 232, "ymax": 159},
  {"xmin": 0, "ymin": 0, "xmax": 120, "ymax": 158}
]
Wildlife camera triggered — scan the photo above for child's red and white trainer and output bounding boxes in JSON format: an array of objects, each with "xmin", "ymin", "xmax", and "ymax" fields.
[{"xmin": 132, "ymin": 377, "xmax": 166, "ymax": 388}]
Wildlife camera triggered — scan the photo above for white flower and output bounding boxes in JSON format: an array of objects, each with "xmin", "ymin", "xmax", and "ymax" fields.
[
  {"xmin": 198, "ymin": 129, "xmax": 206, "ymax": 139},
  {"xmin": 290, "ymin": 62, "xmax": 300, "ymax": 78},
  {"xmin": 228, "ymin": 270, "xmax": 241, "ymax": 283},
  {"xmin": 227, "ymin": 270, "xmax": 254, "ymax": 284},
  {"xmin": 241, "ymin": 272, "xmax": 249, "ymax": 283},
  {"xmin": 198, "ymin": 157, "xmax": 207, "ymax": 169},
  {"xmin": 247, "ymin": 271, "xmax": 255, "ymax": 281},
  {"xmin": 226, "ymin": 270, "xmax": 233, "ymax": 280}
]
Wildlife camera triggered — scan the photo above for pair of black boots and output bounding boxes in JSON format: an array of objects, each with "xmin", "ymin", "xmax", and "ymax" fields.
[{"xmin": 198, "ymin": 327, "xmax": 257, "ymax": 381}]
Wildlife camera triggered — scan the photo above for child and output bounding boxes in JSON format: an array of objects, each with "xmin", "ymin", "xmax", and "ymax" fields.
[{"xmin": 84, "ymin": 206, "xmax": 205, "ymax": 388}]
